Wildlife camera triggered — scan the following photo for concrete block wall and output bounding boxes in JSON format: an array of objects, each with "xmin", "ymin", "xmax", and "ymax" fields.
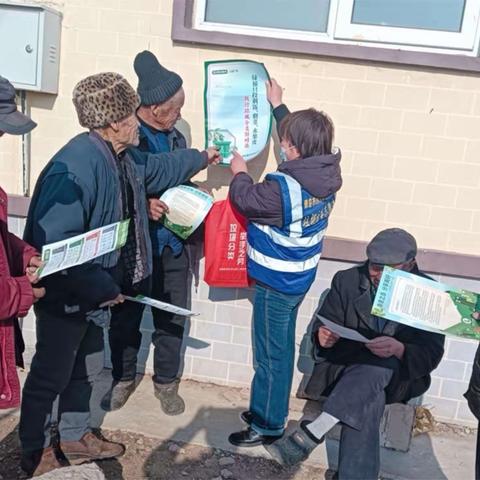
[
  {"xmin": 2, "ymin": 0, "xmax": 480, "ymax": 428},
  {"xmin": 1, "ymin": 0, "xmax": 480, "ymax": 255},
  {"xmin": 10, "ymin": 215, "xmax": 478, "ymax": 427}
]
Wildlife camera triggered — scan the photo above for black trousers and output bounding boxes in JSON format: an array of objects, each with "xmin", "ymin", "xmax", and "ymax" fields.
[
  {"xmin": 19, "ymin": 307, "xmax": 104, "ymax": 452},
  {"xmin": 109, "ymin": 247, "xmax": 189, "ymax": 384},
  {"xmin": 323, "ymin": 364, "xmax": 394, "ymax": 480}
]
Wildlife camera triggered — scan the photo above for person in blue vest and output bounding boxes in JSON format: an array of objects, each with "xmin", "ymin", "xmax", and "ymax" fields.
[
  {"xmin": 227, "ymin": 79, "xmax": 342, "ymax": 446},
  {"xmin": 101, "ymin": 51, "xmax": 197, "ymax": 416}
]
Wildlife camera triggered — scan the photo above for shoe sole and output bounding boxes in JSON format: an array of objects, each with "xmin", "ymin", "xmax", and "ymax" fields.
[
  {"xmin": 228, "ymin": 438, "xmax": 263, "ymax": 448},
  {"xmin": 63, "ymin": 451, "xmax": 125, "ymax": 465}
]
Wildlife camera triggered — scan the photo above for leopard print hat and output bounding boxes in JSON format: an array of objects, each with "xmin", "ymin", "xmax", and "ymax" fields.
[{"xmin": 72, "ymin": 72, "xmax": 140, "ymax": 129}]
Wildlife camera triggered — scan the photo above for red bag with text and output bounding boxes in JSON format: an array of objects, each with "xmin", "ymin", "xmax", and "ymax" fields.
[{"xmin": 204, "ymin": 198, "xmax": 251, "ymax": 288}]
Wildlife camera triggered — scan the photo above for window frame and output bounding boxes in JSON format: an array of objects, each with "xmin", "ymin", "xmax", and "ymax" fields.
[
  {"xmin": 334, "ymin": 0, "xmax": 480, "ymax": 53},
  {"xmin": 194, "ymin": 0, "xmax": 337, "ymax": 43},
  {"xmin": 172, "ymin": 0, "xmax": 480, "ymax": 73}
]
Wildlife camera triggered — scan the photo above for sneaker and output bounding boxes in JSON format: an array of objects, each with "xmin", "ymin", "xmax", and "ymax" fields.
[
  {"xmin": 20, "ymin": 446, "xmax": 67, "ymax": 477},
  {"xmin": 60, "ymin": 431, "xmax": 125, "ymax": 464},
  {"xmin": 228, "ymin": 427, "xmax": 282, "ymax": 447},
  {"xmin": 264, "ymin": 420, "xmax": 323, "ymax": 466},
  {"xmin": 153, "ymin": 380, "xmax": 185, "ymax": 416},
  {"xmin": 100, "ymin": 379, "xmax": 136, "ymax": 411}
]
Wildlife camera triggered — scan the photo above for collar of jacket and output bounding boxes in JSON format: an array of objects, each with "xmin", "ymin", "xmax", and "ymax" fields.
[{"xmin": 137, "ymin": 116, "xmax": 178, "ymax": 140}]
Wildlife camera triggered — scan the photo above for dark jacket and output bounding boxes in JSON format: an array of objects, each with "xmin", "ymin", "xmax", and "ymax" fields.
[
  {"xmin": 0, "ymin": 187, "xmax": 37, "ymax": 409},
  {"xmin": 465, "ymin": 345, "xmax": 480, "ymax": 420},
  {"xmin": 137, "ymin": 122, "xmax": 188, "ymax": 256},
  {"xmin": 229, "ymin": 104, "xmax": 342, "ymax": 226},
  {"xmin": 304, "ymin": 263, "xmax": 445, "ymax": 404},
  {"xmin": 24, "ymin": 132, "xmax": 207, "ymax": 317}
]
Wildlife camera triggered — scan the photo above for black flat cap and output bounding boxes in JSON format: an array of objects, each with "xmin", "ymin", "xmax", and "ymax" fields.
[
  {"xmin": 367, "ymin": 228, "xmax": 417, "ymax": 265},
  {"xmin": 0, "ymin": 76, "xmax": 37, "ymax": 135}
]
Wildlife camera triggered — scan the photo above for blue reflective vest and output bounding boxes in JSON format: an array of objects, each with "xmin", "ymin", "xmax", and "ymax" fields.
[{"xmin": 247, "ymin": 172, "xmax": 335, "ymax": 295}]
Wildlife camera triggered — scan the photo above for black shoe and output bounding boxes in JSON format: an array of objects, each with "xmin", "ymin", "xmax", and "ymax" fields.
[
  {"xmin": 240, "ymin": 410, "xmax": 253, "ymax": 425},
  {"xmin": 228, "ymin": 427, "xmax": 282, "ymax": 447}
]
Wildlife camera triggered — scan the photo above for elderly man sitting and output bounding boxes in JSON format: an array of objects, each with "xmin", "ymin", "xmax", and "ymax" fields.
[{"xmin": 266, "ymin": 228, "xmax": 445, "ymax": 480}]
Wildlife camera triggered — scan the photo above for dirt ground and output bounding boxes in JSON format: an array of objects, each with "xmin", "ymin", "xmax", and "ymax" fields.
[{"xmin": 0, "ymin": 414, "xmax": 327, "ymax": 480}]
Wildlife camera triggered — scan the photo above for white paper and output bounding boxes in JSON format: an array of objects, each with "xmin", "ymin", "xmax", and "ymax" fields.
[
  {"xmin": 38, "ymin": 219, "xmax": 130, "ymax": 278},
  {"xmin": 317, "ymin": 315, "xmax": 369, "ymax": 343},
  {"xmin": 160, "ymin": 185, "xmax": 213, "ymax": 239},
  {"xmin": 124, "ymin": 295, "xmax": 199, "ymax": 317}
]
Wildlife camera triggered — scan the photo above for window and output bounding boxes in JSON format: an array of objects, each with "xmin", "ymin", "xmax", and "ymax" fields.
[
  {"xmin": 335, "ymin": 0, "xmax": 480, "ymax": 51},
  {"xmin": 194, "ymin": 0, "xmax": 480, "ymax": 55}
]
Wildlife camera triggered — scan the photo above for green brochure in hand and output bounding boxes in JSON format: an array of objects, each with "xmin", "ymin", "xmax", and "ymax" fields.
[
  {"xmin": 160, "ymin": 185, "xmax": 213, "ymax": 240},
  {"xmin": 372, "ymin": 266, "xmax": 480, "ymax": 340},
  {"xmin": 38, "ymin": 219, "xmax": 130, "ymax": 278}
]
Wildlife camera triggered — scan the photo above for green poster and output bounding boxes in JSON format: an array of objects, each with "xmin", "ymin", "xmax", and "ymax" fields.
[{"xmin": 204, "ymin": 60, "xmax": 272, "ymax": 165}]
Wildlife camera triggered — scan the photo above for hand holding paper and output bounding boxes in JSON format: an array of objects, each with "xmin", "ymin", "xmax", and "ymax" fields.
[
  {"xmin": 148, "ymin": 198, "xmax": 169, "ymax": 221},
  {"xmin": 206, "ymin": 146, "xmax": 222, "ymax": 165},
  {"xmin": 266, "ymin": 78, "xmax": 283, "ymax": 109},
  {"xmin": 318, "ymin": 326, "xmax": 340, "ymax": 348},
  {"xmin": 317, "ymin": 315, "xmax": 369, "ymax": 343},
  {"xmin": 366, "ymin": 336, "xmax": 405, "ymax": 359},
  {"xmin": 230, "ymin": 150, "xmax": 248, "ymax": 176}
]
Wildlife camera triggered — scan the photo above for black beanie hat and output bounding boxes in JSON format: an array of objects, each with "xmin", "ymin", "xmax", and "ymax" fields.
[{"xmin": 134, "ymin": 50, "xmax": 183, "ymax": 106}]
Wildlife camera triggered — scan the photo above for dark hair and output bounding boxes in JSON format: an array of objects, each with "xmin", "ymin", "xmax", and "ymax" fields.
[{"xmin": 278, "ymin": 108, "xmax": 334, "ymax": 158}]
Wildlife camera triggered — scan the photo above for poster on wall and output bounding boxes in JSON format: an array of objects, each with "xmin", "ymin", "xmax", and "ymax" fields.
[
  {"xmin": 371, "ymin": 267, "xmax": 480, "ymax": 341},
  {"xmin": 204, "ymin": 60, "xmax": 272, "ymax": 165}
]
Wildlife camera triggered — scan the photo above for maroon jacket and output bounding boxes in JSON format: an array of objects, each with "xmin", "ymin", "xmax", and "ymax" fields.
[{"xmin": 0, "ymin": 187, "xmax": 37, "ymax": 408}]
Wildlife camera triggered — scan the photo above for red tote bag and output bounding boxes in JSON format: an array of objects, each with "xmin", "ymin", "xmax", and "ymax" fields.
[{"xmin": 204, "ymin": 198, "xmax": 251, "ymax": 288}]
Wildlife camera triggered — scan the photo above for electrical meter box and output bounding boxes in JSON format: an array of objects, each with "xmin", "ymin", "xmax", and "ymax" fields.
[{"xmin": 0, "ymin": 2, "xmax": 62, "ymax": 94}]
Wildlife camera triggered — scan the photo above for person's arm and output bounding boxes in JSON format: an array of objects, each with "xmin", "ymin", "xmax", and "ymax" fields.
[
  {"xmin": 228, "ymin": 151, "xmax": 283, "ymax": 227},
  {"xmin": 29, "ymin": 173, "xmax": 120, "ymax": 308},
  {"xmin": 311, "ymin": 272, "xmax": 345, "ymax": 360},
  {"xmin": 7, "ymin": 233, "xmax": 39, "ymax": 272},
  {"xmin": 143, "ymin": 148, "xmax": 220, "ymax": 195},
  {"xmin": 0, "ymin": 271, "xmax": 34, "ymax": 320},
  {"xmin": 399, "ymin": 330, "xmax": 445, "ymax": 380},
  {"xmin": 266, "ymin": 78, "xmax": 290, "ymax": 134},
  {"xmin": 229, "ymin": 173, "xmax": 283, "ymax": 227}
]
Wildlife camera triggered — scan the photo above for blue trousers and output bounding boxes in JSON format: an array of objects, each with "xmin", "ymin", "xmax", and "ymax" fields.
[{"xmin": 250, "ymin": 283, "xmax": 304, "ymax": 436}]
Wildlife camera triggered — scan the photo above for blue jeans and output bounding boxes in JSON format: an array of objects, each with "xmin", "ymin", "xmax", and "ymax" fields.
[{"xmin": 250, "ymin": 283, "xmax": 305, "ymax": 436}]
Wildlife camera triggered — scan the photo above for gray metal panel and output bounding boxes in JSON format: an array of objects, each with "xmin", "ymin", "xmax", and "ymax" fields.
[{"xmin": 0, "ymin": 2, "xmax": 62, "ymax": 93}]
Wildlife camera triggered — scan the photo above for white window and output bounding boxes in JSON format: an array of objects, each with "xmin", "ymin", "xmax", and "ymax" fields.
[
  {"xmin": 194, "ymin": 0, "xmax": 480, "ymax": 56},
  {"xmin": 335, "ymin": 0, "xmax": 480, "ymax": 52}
]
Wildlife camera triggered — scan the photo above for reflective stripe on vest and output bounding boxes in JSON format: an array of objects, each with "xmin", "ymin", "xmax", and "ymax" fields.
[{"xmin": 246, "ymin": 172, "xmax": 334, "ymax": 294}]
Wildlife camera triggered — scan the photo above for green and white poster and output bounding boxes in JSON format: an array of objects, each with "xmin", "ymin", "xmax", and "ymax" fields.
[
  {"xmin": 38, "ymin": 219, "xmax": 130, "ymax": 278},
  {"xmin": 372, "ymin": 267, "xmax": 480, "ymax": 340},
  {"xmin": 204, "ymin": 60, "xmax": 272, "ymax": 165},
  {"xmin": 160, "ymin": 185, "xmax": 213, "ymax": 239}
]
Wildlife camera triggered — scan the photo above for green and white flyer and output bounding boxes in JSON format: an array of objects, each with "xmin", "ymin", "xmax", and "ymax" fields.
[
  {"xmin": 204, "ymin": 60, "xmax": 272, "ymax": 165},
  {"xmin": 372, "ymin": 267, "xmax": 480, "ymax": 340},
  {"xmin": 38, "ymin": 219, "xmax": 130, "ymax": 278},
  {"xmin": 160, "ymin": 185, "xmax": 213, "ymax": 239}
]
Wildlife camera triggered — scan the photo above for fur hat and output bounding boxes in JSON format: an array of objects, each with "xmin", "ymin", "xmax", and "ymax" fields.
[
  {"xmin": 134, "ymin": 50, "xmax": 183, "ymax": 106},
  {"xmin": 72, "ymin": 72, "xmax": 140, "ymax": 129}
]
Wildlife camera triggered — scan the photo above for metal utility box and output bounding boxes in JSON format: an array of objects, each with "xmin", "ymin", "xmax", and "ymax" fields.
[{"xmin": 0, "ymin": 2, "xmax": 62, "ymax": 94}]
